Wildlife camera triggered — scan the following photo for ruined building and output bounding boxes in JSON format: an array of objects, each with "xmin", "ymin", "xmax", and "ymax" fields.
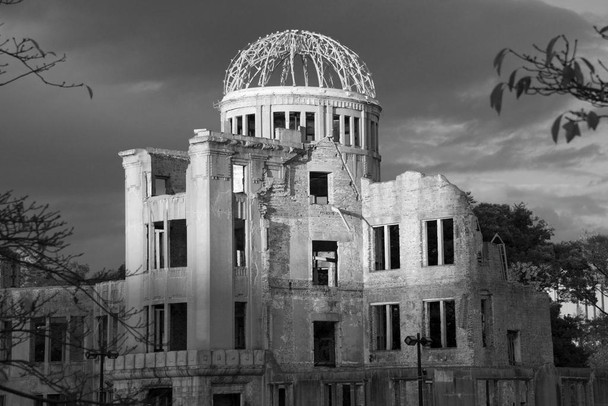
[{"xmin": 4, "ymin": 30, "xmax": 594, "ymax": 405}]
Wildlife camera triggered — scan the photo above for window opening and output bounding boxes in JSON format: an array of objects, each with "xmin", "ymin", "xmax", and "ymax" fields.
[
  {"xmin": 169, "ymin": 219, "xmax": 187, "ymax": 268},
  {"xmin": 426, "ymin": 300, "xmax": 457, "ymax": 348},
  {"xmin": 213, "ymin": 393, "xmax": 241, "ymax": 406},
  {"xmin": 235, "ymin": 302, "xmax": 246, "ymax": 349},
  {"xmin": 332, "ymin": 114, "xmax": 340, "ymax": 143},
  {"xmin": 273, "ymin": 112, "xmax": 286, "ymax": 138},
  {"xmin": 310, "ymin": 172, "xmax": 329, "ymax": 204},
  {"xmin": 373, "ymin": 224, "xmax": 400, "ymax": 270},
  {"xmin": 372, "ymin": 304, "xmax": 401, "ymax": 350},
  {"xmin": 97, "ymin": 315, "xmax": 108, "ymax": 350},
  {"xmin": 278, "ymin": 387, "xmax": 286, "ymax": 406},
  {"xmin": 170, "ymin": 303, "xmax": 187, "ymax": 351},
  {"xmin": 344, "ymin": 116, "xmax": 351, "ymax": 145},
  {"xmin": 425, "ymin": 218, "xmax": 454, "ymax": 266},
  {"xmin": 305, "ymin": 112, "xmax": 315, "ymax": 142},
  {"xmin": 232, "ymin": 164, "xmax": 245, "ymax": 194},
  {"xmin": 153, "ymin": 305, "xmax": 165, "ymax": 352},
  {"xmin": 153, "ymin": 176, "xmax": 168, "ymax": 196},
  {"xmin": 289, "ymin": 111, "xmax": 301, "ymax": 130},
  {"xmin": 48, "ymin": 317, "xmax": 66, "ymax": 362},
  {"xmin": 32, "ymin": 317, "xmax": 45, "ymax": 362},
  {"xmin": 246, "ymin": 114, "xmax": 256, "ymax": 137},
  {"xmin": 312, "ymin": 240, "xmax": 338, "ymax": 286},
  {"xmin": 313, "ymin": 321, "xmax": 336, "ymax": 367},
  {"xmin": 154, "ymin": 222, "xmax": 165, "ymax": 269},
  {"xmin": 236, "ymin": 116, "xmax": 243, "ymax": 135},
  {"xmin": 507, "ymin": 330, "xmax": 521, "ymax": 365},
  {"xmin": 68, "ymin": 316, "xmax": 84, "ymax": 361},
  {"xmin": 234, "ymin": 218, "xmax": 246, "ymax": 267},
  {"xmin": 354, "ymin": 117, "xmax": 360, "ymax": 147},
  {"xmin": 146, "ymin": 388, "xmax": 172, "ymax": 406}
]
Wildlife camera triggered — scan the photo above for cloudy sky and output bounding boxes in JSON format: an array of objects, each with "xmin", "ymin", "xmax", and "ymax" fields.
[{"xmin": 1, "ymin": 0, "xmax": 607, "ymax": 272}]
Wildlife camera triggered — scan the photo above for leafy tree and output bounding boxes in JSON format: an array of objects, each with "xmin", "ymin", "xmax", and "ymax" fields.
[
  {"xmin": 473, "ymin": 202, "xmax": 554, "ymax": 265},
  {"xmin": 550, "ymin": 303, "xmax": 589, "ymax": 367},
  {"xmin": 0, "ymin": 0, "xmax": 91, "ymax": 96},
  {"xmin": 490, "ymin": 25, "xmax": 608, "ymax": 142}
]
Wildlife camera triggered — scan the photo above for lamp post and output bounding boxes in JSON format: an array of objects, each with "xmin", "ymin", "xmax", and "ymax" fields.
[
  {"xmin": 404, "ymin": 333, "xmax": 432, "ymax": 406},
  {"xmin": 85, "ymin": 348, "xmax": 119, "ymax": 405}
]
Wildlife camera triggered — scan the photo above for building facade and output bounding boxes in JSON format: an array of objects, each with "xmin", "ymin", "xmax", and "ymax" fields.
[{"xmin": 2, "ymin": 30, "xmax": 583, "ymax": 406}]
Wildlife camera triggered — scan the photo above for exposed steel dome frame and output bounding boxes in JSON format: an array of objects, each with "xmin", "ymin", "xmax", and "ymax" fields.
[{"xmin": 223, "ymin": 30, "xmax": 376, "ymax": 98}]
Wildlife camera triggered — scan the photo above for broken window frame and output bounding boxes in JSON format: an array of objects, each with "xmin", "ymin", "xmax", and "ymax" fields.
[
  {"xmin": 309, "ymin": 172, "xmax": 330, "ymax": 205},
  {"xmin": 273, "ymin": 111, "xmax": 286, "ymax": 138},
  {"xmin": 353, "ymin": 117, "xmax": 360, "ymax": 147},
  {"xmin": 425, "ymin": 299, "xmax": 457, "ymax": 349},
  {"xmin": 424, "ymin": 218, "xmax": 455, "ymax": 266},
  {"xmin": 373, "ymin": 224, "xmax": 400, "ymax": 271},
  {"xmin": 146, "ymin": 387, "xmax": 172, "ymax": 406},
  {"xmin": 312, "ymin": 240, "xmax": 338, "ymax": 287},
  {"xmin": 147, "ymin": 219, "xmax": 188, "ymax": 270},
  {"xmin": 371, "ymin": 303, "xmax": 401, "ymax": 351},
  {"xmin": 289, "ymin": 111, "xmax": 301, "ymax": 130}
]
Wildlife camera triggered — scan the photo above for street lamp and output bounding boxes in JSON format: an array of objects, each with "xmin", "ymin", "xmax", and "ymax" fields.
[
  {"xmin": 404, "ymin": 333, "xmax": 432, "ymax": 406},
  {"xmin": 85, "ymin": 348, "xmax": 119, "ymax": 405}
]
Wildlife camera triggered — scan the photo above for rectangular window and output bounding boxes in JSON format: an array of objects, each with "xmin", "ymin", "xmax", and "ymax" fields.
[
  {"xmin": 236, "ymin": 116, "xmax": 243, "ymax": 135},
  {"xmin": 373, "ymin": 224, "xmax": 400, "ymax": 270},
  {"xmin": 426, "ymin": 300, "xmax": 456, "ymax": 348},
  {"xmin": 31, "ymin": 317, "xmax": 45, "ymax": 362},
  {"xmin": 289, "ymin": 111, "xmax": 301, "ymax": 130},
  {"xmin": 153, "ymin": 305, "xmax": 165, "ymax": 352},
  {"xmin": 49, "ymin": 317, "xmax": 67, "ymax": 362},
  {"xmin": 305, "ymin": 112, "xmax": 315, "ymax": 142},
  {"xmin": 169, "ymin": 219, "xmax": 187, "ymax": 268},
  {"xmin": 97, "ymin": 315, "xmax": 108, "ymax": 350},
  {"xmin": 69, "ymin": 316, "xmax": 84, "ymax": 362},
  {"xmin": 153, "ymin": 176, "xmax": 168, "ymax": 196},
  {"xmin": 146, "ymin": 388, "xmax": 172, "ymax": 406},
  {"xmin": 0, "ymin": 321, "xmax": 11, "ymax": 361},
  {"xmin": 507, "ymin": 330, "xmax": 521, "ymax": 365},
  {"xmin": 313, "ymin": 321, "xmax": 335, "ymax": 367},
  {"xmin": 310, "ymin": 172, "xmax": 329, "ymax": 204},
  {"xmin": 273, "ymin": 112, "xmax": 286, "ymax": 137},
  {"xmin": 235, "ymin": 302, "xmax": 246, "ymax": 349},
  {"xmin": 354, "ymin": 117, "xmax": 360, "ymax": 147},
  {"xmin": 213, "ymin": 394, "xmax": 241, "ymax": 406},
  {"xmin": 324, "ymin": 383, "xmax": 364, "ymax": 406},
  {"xmin": 344, "ymin": 115, "xmax": 351, "ymax": 145},
  {"xmin": 425, "ymin": 218, "xmax": 454, "ymax": 266},
  {"xmin": 234, "ymin": 218, "xmax": 246, "ymax": 267},
  {"xmin": 372, "ymin": 304, "xmax": 401, "ymax": 350},
  {"xmin": 246, "ymin": 114, "xmax": 256, "ymax": 137},
  {"xmin": 153, "ymin": 221, "xmax": 165, "ymax": 269},
  {"xmin": 170, "ymin": 303, "xmax": 187, "ymax": 351},
  {"xmin": 232, "ymin": 164, "xmax": 245, "ymax": 194},
  {"xmin": 312, "ymin": 241, "xmax": 338, "ymax": 286},
  {"xmin": 333, "ymin": 114, "xmax": 340, "ymax": 143}
]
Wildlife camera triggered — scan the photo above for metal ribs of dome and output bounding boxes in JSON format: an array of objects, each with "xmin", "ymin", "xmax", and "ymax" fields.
[{"xmin": 223, "ymin": 30, "xmax": 376, "ymax": 98}]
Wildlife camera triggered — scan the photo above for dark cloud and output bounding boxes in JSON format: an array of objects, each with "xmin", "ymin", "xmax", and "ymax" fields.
[{"xmin": 1, "ymin": 0, "xmax": 606, "ymax": 270}]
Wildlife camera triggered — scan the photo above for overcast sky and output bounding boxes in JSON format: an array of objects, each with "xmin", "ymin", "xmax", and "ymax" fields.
[{"xmin": 1, "ymin": 0, "xmax": 607, "ymax": 272}]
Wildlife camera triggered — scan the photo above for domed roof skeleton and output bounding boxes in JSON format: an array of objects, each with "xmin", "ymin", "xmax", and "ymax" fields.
[{"xmin": 223, "ymin": 30, "xmax": 376, "ymax": 98}]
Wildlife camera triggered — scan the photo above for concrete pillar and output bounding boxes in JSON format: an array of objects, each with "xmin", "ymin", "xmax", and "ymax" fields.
[
  {"xmin": 188, "ymin": 133, "xmax": 234, "ymax": 350},
  {"xmin": 119, "ymin": 149, "xmax": 150, "ymax": 352}
]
